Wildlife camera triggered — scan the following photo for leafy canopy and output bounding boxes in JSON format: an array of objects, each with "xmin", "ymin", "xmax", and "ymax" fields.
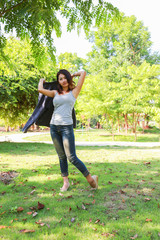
[
  {"xmin": 58, "ymin": 52, "xmax": 86, "ymax": 73},
  {"xmin": 0, "ymin": 37, "xmax": 57, "ymax": 128},
  {"xmin": 0, "ymin": 0, "xmax": 119, "ymax": 65},
  {"xmin": 77, "ymin": 13, "xmax": 160, "ymax": 130}
]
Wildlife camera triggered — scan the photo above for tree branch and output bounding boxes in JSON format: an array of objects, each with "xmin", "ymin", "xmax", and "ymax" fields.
[{"xmin": 0, "ymin": 0, "xmax": 27, "ymax": 18}]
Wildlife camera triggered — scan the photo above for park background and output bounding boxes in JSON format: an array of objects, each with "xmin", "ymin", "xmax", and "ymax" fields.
[
  {"xmin": 0, "ymin": 0, "xmax": 160, "ymax": 140},
  {"xmin": 0, "ymin": 1, "xmax": 160, "ymax": 239}
]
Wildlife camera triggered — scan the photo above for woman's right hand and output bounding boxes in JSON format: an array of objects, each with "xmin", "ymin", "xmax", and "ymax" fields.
[
  {"xmin": 38, "ymin": 78, "xmax": 56, "ymax": 98},
  {"xmin": 39, "ymin": 78, "xmax": 45, "ymax": 83}
]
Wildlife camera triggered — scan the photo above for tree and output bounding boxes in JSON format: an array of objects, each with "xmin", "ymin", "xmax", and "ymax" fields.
[
  {"xmin": 87, "ymin": 13, "xmax": 154, "ymax": 71},
  {"xmin": 0, "ymin": 37, "xmax": 56, "ymax": 129},
  {"xmin": 58, "ymin": 52, "xmax": 86, "ymax": 73},
  {"xmin": 119, "ymin": 62, "xmax": 160, "ymax": 140},
  {"xmin": 77, "ymin": 13, "xmax": 160, "ymax": 138},
  {"xmin": 0, "ymin": 0, "xmax": 119, "ymax": 65}
]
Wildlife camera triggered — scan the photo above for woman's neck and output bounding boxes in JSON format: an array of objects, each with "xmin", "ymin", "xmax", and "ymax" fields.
[{"xmin": 62, "ymin": 87, "xmax": 69, "ymax": 92}]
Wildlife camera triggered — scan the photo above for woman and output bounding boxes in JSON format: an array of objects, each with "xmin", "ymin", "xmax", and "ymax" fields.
[{"xmin": 38, "ymin": 69, "xmax": 98, "ymax": 191}]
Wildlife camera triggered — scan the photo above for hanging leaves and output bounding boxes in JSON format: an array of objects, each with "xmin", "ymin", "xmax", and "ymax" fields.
[{"xmin": 0, "ymin": 1, "xmax": 118, "ymax": 65}]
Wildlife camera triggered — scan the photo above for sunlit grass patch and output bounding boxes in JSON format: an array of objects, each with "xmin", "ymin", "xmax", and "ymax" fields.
[{"xmin": 22, "ymin": 128, "xmax": 160, "ymax": 142}]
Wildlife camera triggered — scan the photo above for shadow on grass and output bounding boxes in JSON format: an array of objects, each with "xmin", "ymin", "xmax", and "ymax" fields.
[
  {"xmin": 0, "ymin": 142, "xmax": 160, "ymax": 155},
  {"xmin": 0, "ymin": 142, "xmax": 57, "ymax": 156}
]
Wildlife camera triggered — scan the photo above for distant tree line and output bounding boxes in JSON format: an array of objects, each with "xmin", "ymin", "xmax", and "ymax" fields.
[{"xmin": 76, "ymin": 13, "xmax": 160, "ymax": 140}]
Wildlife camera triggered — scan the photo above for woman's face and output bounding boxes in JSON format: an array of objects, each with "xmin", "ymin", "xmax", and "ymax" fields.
[{"xmin": 58, "ymin": 74, "xmax": 69, "ymax": 88}]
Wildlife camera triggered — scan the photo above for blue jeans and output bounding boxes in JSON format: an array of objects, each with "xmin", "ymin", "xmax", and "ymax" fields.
[{"xmin": 50, "ymin": 124, "xmax": 89, "ymax": 177}]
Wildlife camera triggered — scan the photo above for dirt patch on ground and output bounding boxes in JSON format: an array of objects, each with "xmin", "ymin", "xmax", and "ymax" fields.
[{"xmin": 0, "ymin": 171, "xmax": 19, "ymax": 184}]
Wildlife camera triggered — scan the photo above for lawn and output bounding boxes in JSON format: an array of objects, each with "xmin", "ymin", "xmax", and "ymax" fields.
[
  {"xmin": 23, "ymin": 128, "xmax": 160, "ymax": 142},
  {"xmin": 0, "ymin": 142, "xmax": 160, "ymax": 239}
]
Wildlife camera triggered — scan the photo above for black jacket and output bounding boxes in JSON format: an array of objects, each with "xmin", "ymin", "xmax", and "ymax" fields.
[{"xmin": 22, "ymin": 81, "xmax": 76, "ymax": 133}]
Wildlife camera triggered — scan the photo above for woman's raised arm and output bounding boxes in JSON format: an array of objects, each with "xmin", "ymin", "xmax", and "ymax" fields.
[
  {"xmin": 38, "ymin": 78, "xmax": 56, "ymax": 98},
  {"xmin": 72, "ymin": 71, "xmax": 86, "ymax": 99}
]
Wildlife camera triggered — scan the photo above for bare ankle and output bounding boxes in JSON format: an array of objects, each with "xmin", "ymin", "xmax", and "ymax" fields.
[
  {"xmin": 87, "ymin": 175, "xmax": 98, "ymax": 189},
  {"xmin": 86, "ymin": 174, "xmax": 97, "ymax": 188},
  {"xmin": 60, "ymin": 176, "xmax": 70, "ymax": 192},
  {"xmin": 60, "ymin": 182, "xmax": 70, "ymax": 192},
  {"xmin": 90, "ymin": 180, "xmax": 96, "ymax": 188}
]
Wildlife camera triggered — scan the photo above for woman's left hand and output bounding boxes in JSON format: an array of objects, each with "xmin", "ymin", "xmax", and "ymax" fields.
[{"xmin": 71, "ymin": 73, "xmax": 76, "ymax": 78}]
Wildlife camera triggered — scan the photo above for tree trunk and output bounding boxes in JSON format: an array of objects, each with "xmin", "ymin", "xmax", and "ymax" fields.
[
  {"xmin": 134, "ymin": 113, "xmax": 139, "ymax": 142},
  {"xmin": 124, "ymin": 114, "xmax": 128, "ymax": 134},
  {"xmin": 142, "ymin": 120, "xmax": 145, "ymax": 134},
  {"xmin": 134, "ymin": 127, "xmax": 137, "ymax": 141},
  {"xmin": 111, "ymin": 121, "xmax": 114, "ymax": 141},
  {"xmin": 87, "ymin": 119, "xmax": 91, "ymax": 129},
  {"xmin": 6, "ymin": 126, "xmax": 10, "ymax": 132},
  {"xmin": 117, "ymin": 113, "xmax": 120, "ymax": 133},
  {"xmin": 112, "ymin": 133, "xmax": 114, "ymax": 141},
  {"xmin": 134, "ymin": 113, "xmax": 137, "ymax": 141},
  {"xmin": 132, "ymin": 113, "xmax": 135, "ymax": 133}
]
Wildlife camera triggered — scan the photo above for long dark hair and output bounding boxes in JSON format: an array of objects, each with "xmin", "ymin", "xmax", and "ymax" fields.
[{"xmin": 56, "ymin": 69, "xmax": 75, "ymax": 94}]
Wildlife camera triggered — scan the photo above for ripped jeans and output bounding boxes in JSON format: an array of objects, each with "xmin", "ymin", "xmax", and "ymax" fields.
[{"xmin": 50, "ymin": 124, "xmax": 89, "ymax": 177}]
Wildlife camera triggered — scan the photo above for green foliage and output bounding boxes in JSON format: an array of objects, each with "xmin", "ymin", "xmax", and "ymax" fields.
[
  {"xmin": 0, "ymin": 37, "xmax": 57, "ymax": 128},
  {"xmin": 100, "ymin": 115, "xmax": 116, "ymax": 133},
  {"xmin": 58, "ymin": 52, "xmax": 87, "ymax": 73},
  {"xmin": 0, "ymin": 0, "xmax": 119, "ymax": 65},
  {"xmin": 0, "ymin": 75, "xmax": 38, "ymax": 128},
  {"xmin": 0, "ymin": 34, "xmax": 9, "ymax": 64},
  {"xmin": 87, "ymin": 13, "xmax": 154, "ymax": 73},
  {"xmin": 78, "ymin": 13, "xmax": 160, "ymax": 136},
  {"xmin": 144, "ymin": 126, "xmax": 160, "ymax": 134},
  {"xmin": 120, "ymin": 62, "xmax": 160, "ymax": 113}
]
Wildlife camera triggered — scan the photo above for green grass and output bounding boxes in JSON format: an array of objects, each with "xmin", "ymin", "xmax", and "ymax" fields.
[
  {"xmin": 0, "ymin": 142, "xmax": 160, "ymax": 239},
  {"xmin": 23, "ymin": 129, "xmax": 160, "ymax": 142}
]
